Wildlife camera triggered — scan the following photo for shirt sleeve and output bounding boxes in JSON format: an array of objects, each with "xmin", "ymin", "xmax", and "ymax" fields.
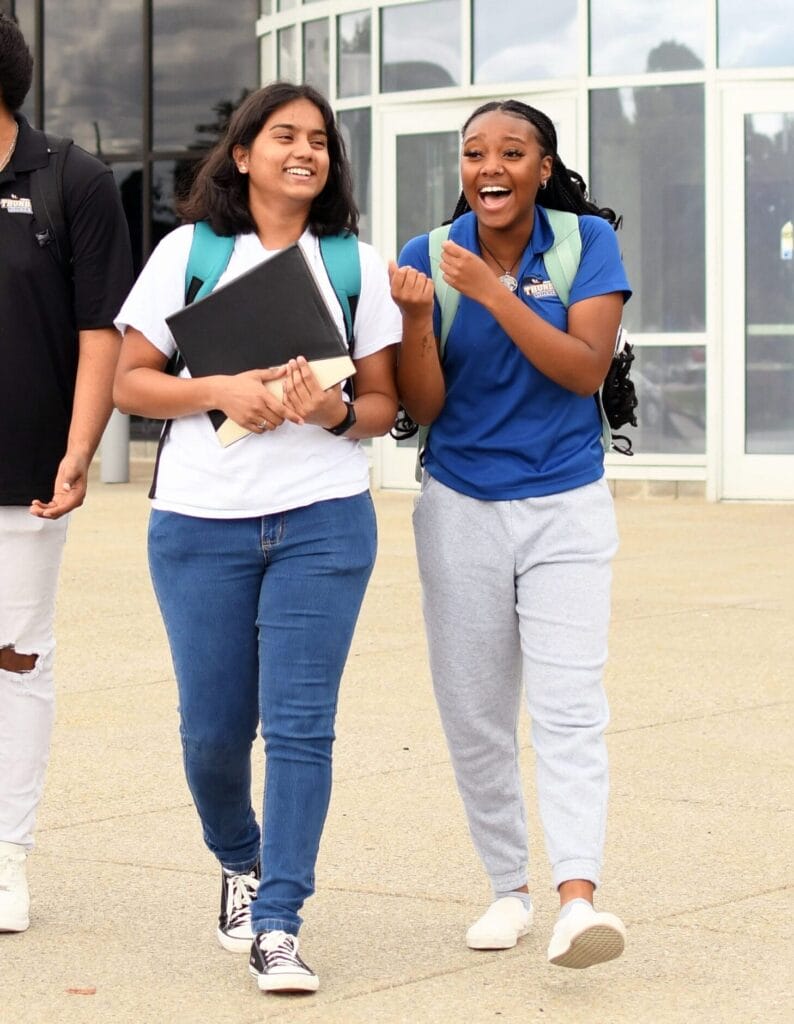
[
  {"xmin": 115, "ymin": 225, "xmax": 195, "ymax": 358},
  {"xmin": 63, "ymin": 147, "xmax": 134, "ymax": 330},
  {"xmin": 349, "ymin": 241, "xmax": 402, "ymax": 360},
  {"xmin": 568, "ymin": 215, "xmax": 632, "ymax": 307},
  {"xmin": 397, "ymin": 233, "xmax": 432, "ymax": 276}
]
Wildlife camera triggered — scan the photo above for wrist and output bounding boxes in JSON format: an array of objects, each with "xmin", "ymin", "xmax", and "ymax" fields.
[{"xmin": 324, "ymin": 399, "xmax": 356, "ymax": 436}]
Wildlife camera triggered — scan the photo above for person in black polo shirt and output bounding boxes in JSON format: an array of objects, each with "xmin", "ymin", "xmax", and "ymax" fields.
[{"xmin": 0, "ymin": 13, "xmax": 132, "ymax": 933}]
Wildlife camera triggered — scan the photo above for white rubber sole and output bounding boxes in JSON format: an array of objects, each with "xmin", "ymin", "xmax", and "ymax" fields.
[
  {"xmin": 249, "ymin": 966, "xmax": 319, "ymax": 993},
  {"xmin": 548, "ymin": 920, "xmax": 625, "ymax": 969},
  {"xmin": 216, "ymin": 927, "xmax": 254, "ymax": 953},
  {"xmin": 467, "ymin": 918, "xmax": 532, "ymax": 950}
]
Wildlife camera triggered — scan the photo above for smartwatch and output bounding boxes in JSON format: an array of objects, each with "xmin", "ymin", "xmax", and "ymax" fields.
[{"xmin": 325, "ymin": 401, "xmax": 356, "ymax": 436}]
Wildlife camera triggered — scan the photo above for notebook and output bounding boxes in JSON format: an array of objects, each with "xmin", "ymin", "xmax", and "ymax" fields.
[{"xmin": 166, "ymin": 243, "xmax": 355, "ymax": 446}]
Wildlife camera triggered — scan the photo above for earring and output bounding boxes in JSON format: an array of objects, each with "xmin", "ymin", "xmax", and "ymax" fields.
[
  {"xmin": 237, "ymin": 163, "xmax": 248, "ymax": 173},
  {"xmin": 540, "ymin": 179, "xmax": 548, "ymax": 190}
]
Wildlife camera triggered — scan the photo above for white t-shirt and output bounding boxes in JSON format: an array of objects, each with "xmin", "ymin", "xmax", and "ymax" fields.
[{"xmin": 116, "ymin": 226, "xmax": 402, "ymax": 518}]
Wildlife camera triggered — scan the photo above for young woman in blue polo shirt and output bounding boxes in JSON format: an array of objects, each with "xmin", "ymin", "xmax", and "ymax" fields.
[{"xmin": 390, "ymin": 99, "xmax": 631, "ymax": 969}]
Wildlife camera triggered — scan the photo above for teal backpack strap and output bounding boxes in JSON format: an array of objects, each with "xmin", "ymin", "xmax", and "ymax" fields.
[
  {"xmin": 185, "ymin": 220, "xmax": 235, "ymax": 304},
  {"xmin": 542, "ymin": 208, "xmax": 581, "ymax": 309},
  {"xmin": 319, "ymin": 232, "xmax": 360, "ymax": 345}
]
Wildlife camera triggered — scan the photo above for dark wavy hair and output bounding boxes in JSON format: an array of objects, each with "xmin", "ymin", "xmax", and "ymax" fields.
[
  {"xmin": 177, "ymin": 82, "xmax": 358, "ymax": 238},
  {"xmin": 451, "ymin": 99, "xmax": 621, "ymax": 229},
  {"xmin": 0, "ymin": 13, "xmax": 33, "ymax": 113}
]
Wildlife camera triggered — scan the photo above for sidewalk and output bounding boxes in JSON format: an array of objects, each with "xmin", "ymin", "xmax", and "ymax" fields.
[{"xmin": 2, "ymin": 461, "xmax": 792, "ymax": 1024}]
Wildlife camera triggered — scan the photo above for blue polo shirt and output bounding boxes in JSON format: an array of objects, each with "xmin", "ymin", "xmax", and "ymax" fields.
[{"xmin": 398, "ymin": 207, "xmax": 631, "ymax": 499}]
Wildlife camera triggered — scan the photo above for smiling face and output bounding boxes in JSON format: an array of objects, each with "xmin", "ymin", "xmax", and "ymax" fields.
[
  {"xmin": 460, "ymin": 110, "xmax": 553, "ymax": 233},
  {"xmin": 233, "ymin": 98, "xmax": 330, "ymax": 213}
]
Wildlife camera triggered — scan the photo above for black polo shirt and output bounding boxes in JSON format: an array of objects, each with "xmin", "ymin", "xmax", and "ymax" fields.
[{"xmin": 0, "ymin": 116, "xmax": 133, "ymax": 505}]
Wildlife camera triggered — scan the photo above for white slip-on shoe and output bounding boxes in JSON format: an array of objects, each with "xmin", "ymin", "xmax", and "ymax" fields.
[
  {"xmin": 466, "ymin": 895, "xmax": 533, "ymax": 950},
  {"xmin": 547, "ymin": 901, "xmax": 625, "ymax": 969},
  {"xmin": 0, "ymin": 842, "xmax": 30, "ymax": 933}
]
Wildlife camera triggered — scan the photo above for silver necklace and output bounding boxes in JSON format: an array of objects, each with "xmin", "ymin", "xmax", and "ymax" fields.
[
  {"xmin": 0, "ymin": 122, "xmax": 19, "ymax": 172},
  {"xmin": 478, "ymin": 234, "xmax": 521, "ymax": 292}
]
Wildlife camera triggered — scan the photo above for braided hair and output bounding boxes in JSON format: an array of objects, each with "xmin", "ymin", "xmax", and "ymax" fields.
[{"xmin": 450, "ymin": 99, "xmax": 620, "ymax": 230}]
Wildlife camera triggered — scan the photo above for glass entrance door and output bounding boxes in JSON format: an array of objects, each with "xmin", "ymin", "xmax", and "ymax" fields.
[
  {"xmin": 722, "ymin": 87, "xmax": 794, "ymax": 499},
  {"xmin": 375, "ymin": 96, "xmax": 576, "ymax": 490}
]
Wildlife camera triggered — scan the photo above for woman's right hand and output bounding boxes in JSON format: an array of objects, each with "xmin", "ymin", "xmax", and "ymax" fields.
[
  {"xmin": 389, "ymin": 261, "xmax": 434, "ymax": 320},
  {"xmin": 214, "ymin": 366, "xmax": 297, "ymax": 433}
]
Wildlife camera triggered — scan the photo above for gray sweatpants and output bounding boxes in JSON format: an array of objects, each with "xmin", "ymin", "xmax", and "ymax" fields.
[{"xmin": 413, "ymin": 473, "xmax": 619, "ymax": 892}]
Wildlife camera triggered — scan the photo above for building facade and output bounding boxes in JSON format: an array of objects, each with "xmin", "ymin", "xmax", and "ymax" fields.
[
  {"xmin": 5, "ymin": 1, "xmax": 792, "ymax": 499},
  {"xmin": 258, "ymin": 0, "xmax": 794, "ymax": 500}
]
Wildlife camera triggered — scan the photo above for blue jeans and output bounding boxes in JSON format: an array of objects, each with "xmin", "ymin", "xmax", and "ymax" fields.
[{"xmin": 148, "ymin": 492, "xmax": 377, "ymax": 935}]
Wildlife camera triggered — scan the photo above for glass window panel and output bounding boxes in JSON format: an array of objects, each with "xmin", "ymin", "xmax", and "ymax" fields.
[
  {"xmin": 719, "ymin": 0, "xmax": 794, "ymax": 68},
  {"xmin": 277, "ymin": 0, "xmax": 296, "ymax": 10},
  {"xmin": 339, "ymin": 108, "xmax": 371, "ymax": 243},
  {"xmin": 303, "ymin": 18, "xmax": 329, "ymax": 94},
  {"xmin": 589, "ymin": 0, "xmax": 706, "ymax": 76},
  {"xmin": 109, "ymin": 161, "xmax": 143, "ymax": 275},
  {"xmin": 473, "ymin": 0, "xmax": 576, "ymax": 83},
  {"xmin": 338, "ymin": 10, "xmax": 371, "ymax": 99},
  {"xmin": 151, "ymin": 157, "xmax": 201, "ymax": 250},
  {"xmin": 381, "ymin": 1, "xmax": 460, "ymax": 93},
  {"xmin": 619, "ymin": 345, "xmax": 706, "ymax": 455},
  {"xmin": 744, "ymin": 113, "xmax": 794, "ymax": 454},
  {"xmin": 260, "ymin": 0, "xmax": 272, "ymax": 13},
  {"xmin": 396, "ymin": 131, "xmax": 460, "ymax": 253},
  {"xmin": 44, "ymin": 0, "xmax": 142, "ymax": 154},
  {"xmin": 154, "ymin": 1, "xmax": 258, "ymax": 150},
  {"xmin": 590, "ymin": 85, "xmax": 705, "ymax": 334},
  {"xmin": 278, "ymin": 25, "xmax": 298, "ymax": 82}
]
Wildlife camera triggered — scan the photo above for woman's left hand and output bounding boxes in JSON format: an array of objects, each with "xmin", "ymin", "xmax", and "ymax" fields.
[
  {"xmin": 440, "ymin": 239, "xmax": 502, "ymax": 301},
  {"xmin": 282, "ymin": 357, "xmax": 348, "ymax": 428}
]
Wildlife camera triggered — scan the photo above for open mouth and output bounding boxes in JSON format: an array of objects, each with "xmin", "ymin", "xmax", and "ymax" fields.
[
  {"xmin": 285, "ymin": 167, "xmax": 313, "ymax": 178},
  {"xmin": 478, "ymin": 184, "xmax": 512, "ymax": 209}
]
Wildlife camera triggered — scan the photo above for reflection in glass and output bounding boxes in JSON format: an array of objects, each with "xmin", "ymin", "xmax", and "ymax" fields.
[
  {"xmin": 590, "ymin": 0, "xmax": 705, "ymax": 75},
  {"xmin": 396, "ymin": 131, "xmax": 460, "ymax": 253},
  {"xmin": 278, "ymin": 25, "xmax": 298, "ymax": 82},
  {"xmin": 590, "ymin": 85, "xmax": 705, "ymax": 334},
  {"xmin": 151, "ymin": 157, "xmax": 201, "ymax": 250},
  {"xmin": 719, "ymin": 0, "xmax": 794, "ymax": 68},
  {"xmin": 744, "ymin": 113, "xmax": 794, "ymax": 454},
  {"xmin": 44, "ymin": 0, "xmax": 142, "ymax": 154},
  {"xmin": 619, "ymin": 346, "xmax": 706, "ymax": 455},
  {"xmin": 473, "ymin": 0, "xmax": 576, "ymax": 83},
  {"xmin": 338, "ymin": 10, "xmax": 371, "ymax": 99},
  {"xmin": 303, "ymin": 19, "xmax": 329, "ymax": 95},
  {"xmin": 109, "ymin": 162, "xmax": 143, "ymax": 275},
  {"xmin": 153, "ymin": 1, "xmax": 257, "ymax": 150},
  {"xmin": 339, "ymin": 108, "xmax": 371, "ymax": 243},
  {"xmin": 381, "ymin": 0, "xmax": 460, "ymax": 93}
]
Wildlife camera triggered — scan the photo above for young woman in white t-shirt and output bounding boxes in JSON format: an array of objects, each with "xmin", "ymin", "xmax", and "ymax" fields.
[{"xmin": 114, "ymin": 82, "xmax": 400, "ymax": 995}]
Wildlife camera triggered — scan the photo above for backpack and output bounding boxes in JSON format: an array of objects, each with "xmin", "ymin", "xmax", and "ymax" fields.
[
  {"xmin": 149, "ymin": 223, "xmax": 361, "ymax": 498},
  {"xmin": 29, "ymin": 133, "xmax": 74, "ymax": 276},
  {"xmin": 405, "ymin": 209, "xmax": 638, "ymax": 481}
]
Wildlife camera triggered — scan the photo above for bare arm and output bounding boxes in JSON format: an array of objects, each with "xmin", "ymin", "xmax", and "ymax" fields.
[
  {"xmin": 30, "ymin": 327, "xmax": 121, "ymax": 520},
  {"xmin": 389, "ymin": 261, "xmax": 446, "ymax": 424},
  {"xmin": 281, "ymin": 344, "xmax": 399, "ymax": 439},
  {"xmin": 438, "ymin": 240, "xmax": 623, "ymax": 396},
  {"xmin": 113, "ymin": 328, "xmax": 295, "ymax": 429}
]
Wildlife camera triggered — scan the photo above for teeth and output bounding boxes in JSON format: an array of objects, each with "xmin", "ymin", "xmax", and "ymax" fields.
[
  {"xmin": 286, "ymin": 167, "xmax": 311, "ymax": 177},
  {"xmin": 480, "ymin": 186, "xmax": 509, "ymax": 194}
]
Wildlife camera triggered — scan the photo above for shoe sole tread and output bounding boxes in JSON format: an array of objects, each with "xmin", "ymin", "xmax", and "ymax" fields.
[{"xmin": 549, "ymin": 923, "xmax": 625, "ymax": 969}]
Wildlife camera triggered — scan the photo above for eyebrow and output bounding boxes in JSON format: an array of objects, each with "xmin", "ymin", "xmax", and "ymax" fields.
[
  {"xmin": 269, "ymin": 122, "xmax": 328, "ymax": 137},
  {"xmin": 463, "ymin": 132, "xmax": 528, "ymax": 145}
]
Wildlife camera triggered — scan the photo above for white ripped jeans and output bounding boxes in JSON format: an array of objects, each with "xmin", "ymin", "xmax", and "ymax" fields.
[{"xmin": 0, "ymin": 508, "xmax": 68, "ymax": 848}]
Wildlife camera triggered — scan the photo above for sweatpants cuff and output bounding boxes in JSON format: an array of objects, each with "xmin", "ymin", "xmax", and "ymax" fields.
[
  {"xmin": 552, "ymin": 858, "xmax": 601, "ymax": 891},
  {"xmin": 488, "ymin": 868, "xmax": 528, "ymax": 893}
]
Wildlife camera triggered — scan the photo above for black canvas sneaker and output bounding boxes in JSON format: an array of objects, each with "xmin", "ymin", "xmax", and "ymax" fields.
[
  {"xmin": 249, "ymin": 930, "xmax": 319, "ymax": 993},
  {"xmin": 216, "ymin": 862, "xmax": 259, "ymax": 953}
]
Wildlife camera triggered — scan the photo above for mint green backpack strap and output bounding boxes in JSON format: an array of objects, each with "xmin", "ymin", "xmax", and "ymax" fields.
[
  {"xmin": 544, "ymin": 207, "xmax": 614, "ymax": 452},
  {"xmin": 415, "ymin": 225, "xmax": 460, "ymax": 481},
  {"xmin": 542, "ymin": 208, "xmax": 581, "ymax": 309},
  {"xmin": 319, "ymin": 232, "xmax": 360, "ymax": 344},
  {"xmin": 185, "ymin": 221, "xmax": 235, "ymax": 304}
]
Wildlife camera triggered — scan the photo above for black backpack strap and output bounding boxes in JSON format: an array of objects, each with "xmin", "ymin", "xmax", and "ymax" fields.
[{"xmin": 29, "ymin": 133, "xmax": 74, "ymax": 276}]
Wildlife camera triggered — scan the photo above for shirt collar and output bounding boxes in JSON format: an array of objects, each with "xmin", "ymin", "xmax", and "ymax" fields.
[
  {"xmin": 449, "ymin": 205, "xmax": 556, "ymax": 258},
  {"xmin": 1, "ymin": 115, "xmax": 50, "ymax": 183}
]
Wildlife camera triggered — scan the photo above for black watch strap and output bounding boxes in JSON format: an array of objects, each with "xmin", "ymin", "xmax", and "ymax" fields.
[{"xmin": 325, "ymin": 401, "xmax": 356, "ymax": 436}]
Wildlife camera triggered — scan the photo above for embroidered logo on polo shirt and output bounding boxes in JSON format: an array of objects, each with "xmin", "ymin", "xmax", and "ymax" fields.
[
  {"xmin": 0, "ymin": 194, "xmax": 33, "ymax": 215},
  {"xmin": 522, "ymin": 276, "xmax": 557, "ymax": 299}
]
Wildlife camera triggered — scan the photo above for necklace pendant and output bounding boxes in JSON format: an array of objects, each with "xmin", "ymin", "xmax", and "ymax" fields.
[{"xmin": 499, "ymin": 273, "xmax": 518, "ymax": 292}]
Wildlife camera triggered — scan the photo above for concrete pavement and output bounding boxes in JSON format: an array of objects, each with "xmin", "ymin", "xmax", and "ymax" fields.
[{"xmin": 2, "ymin": 461, "xmax": 792, "ymax": 1024}]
